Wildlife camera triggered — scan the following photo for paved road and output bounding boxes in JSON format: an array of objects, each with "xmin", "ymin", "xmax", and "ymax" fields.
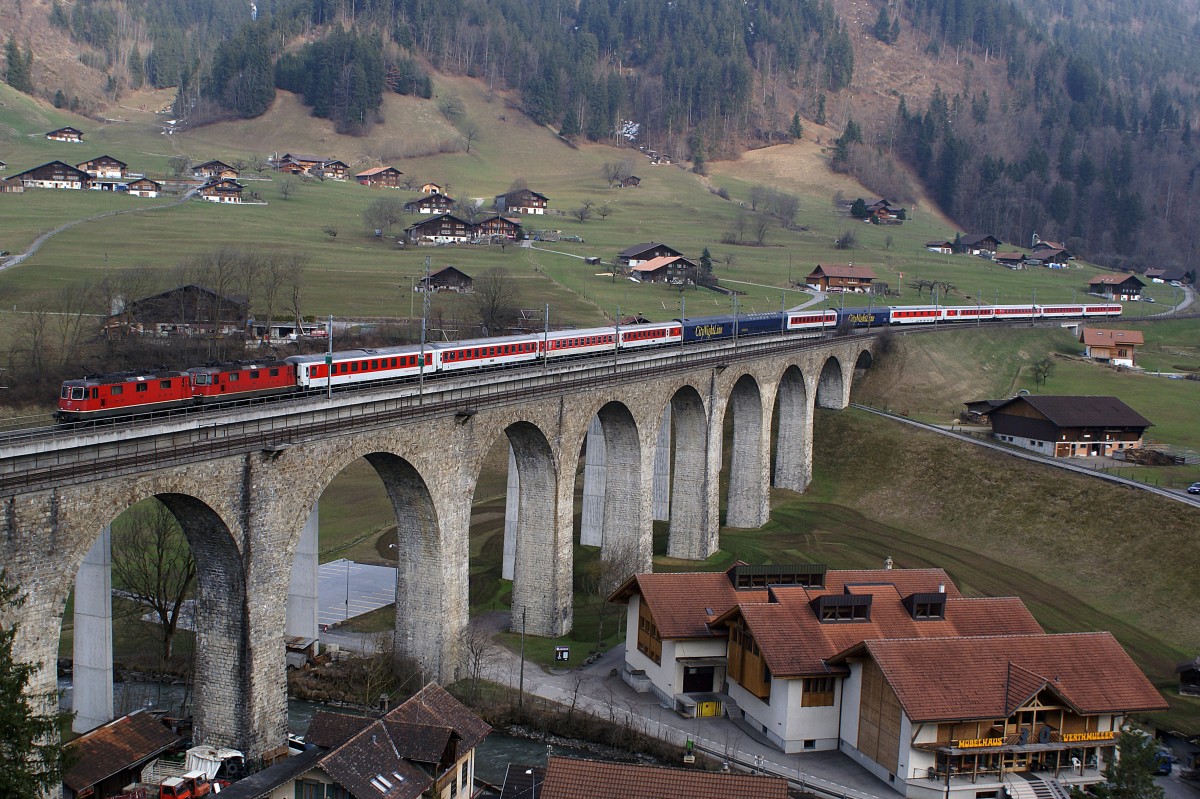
[{"xmin": 317, "ymin": 559, "xmax": 396, "ymax": 628}]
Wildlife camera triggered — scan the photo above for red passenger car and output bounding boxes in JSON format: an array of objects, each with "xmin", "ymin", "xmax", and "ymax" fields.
[{"xmin": 57, "ymin": 371, "xmax": 193, "ymax": 420}]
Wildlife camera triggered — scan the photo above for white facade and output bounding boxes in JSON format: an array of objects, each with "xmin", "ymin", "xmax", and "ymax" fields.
[
  {"xmin": 621, "ymin": 595, "xmax": 727, "ymax": 708},
  {"xmin": 728, "ymin": 676, "xmax": 842, "ymax": 753}
]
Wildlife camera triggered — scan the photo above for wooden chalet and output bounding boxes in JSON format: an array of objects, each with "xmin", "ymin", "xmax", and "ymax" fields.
[
  {"xmin": 76, "ymin": 155, "xmax": 127, "ymax": 179},
  {"xmin": 109, "ymin": 284, "xmax": 250, "ymax": 339},
  {"xmin": 960, "ymin": 233, "xmax": 1001, "ymax": 255},
  {"xmin": 806, "ymin": 263, "xmax": 877, "ymax": 292},
  {"xmin": 0, "ymin": 159, "xmax": 6, "ymax": 169},
  {"xmin": 12, "ymin": 160, "xmax": 91, "ymax": 189},
  {"xmin": 419, "ymin": 266, "xmax": 473, "ymax": 293},
  {"xmin": 1088, "ymin": 274, "xmax": 1144, "ymax": 301},
  {"xmin": 985, "ymin": 394, "xmax": 1152, "ymax": 457},
  {"xmin": 494, "ymin": 187, "xmax": 549, "ymax": 214},
  {"xmin": 1080, "ymin": 328, "xmax": 1143, "ymax": 367},
  {"xmin": 356, "ymin": 166, "xmax": 404, "ymax": 188},
  {"xmin": 198, "ymin": 178, "xmax": 245, "ymax": 203},
  {"xmin": 1032, "ymin": 237, "xmax": 1071, "ymax": 258},
  {"xmin": 404, "ymin": 213, "xmax": 473, "ymax": 244},
  {"xmin": 632, "ymin": 255, "xmax": 698, "ymax": 285},
  {"xmin": 193, "ymin": 160, "xmax": 239, "ymax": 180},
  {"xmin": 995, "ymin": 252, "xmax": 1027, "ymax": 269},
  {"xmin": 619, "ymin": 175, "xmax": 642, "ymax": 187},
  {"xmin": 0, "ymin": 177, "xmax": 24, "ymax": 194},
  {"xmin": 46, "ymin": 126, "xmax": 84, "ymax": 143},
  {"xmin": 925, "ymin": 239, "xmax": 954, "ymax": 254},
  {"xmin": 405, "ymin": 193, "xmax": 456, "ymax": 214},
  {"xmin": 63, "ymin": 711, "xmax": 183, "ymax": 799},
  {"xmin": 866, "ymin": 198, "xmax": 907, "ymax": 221},
  {"xmin": 125, "ymin": 177, "xmax": 163, "ymax": 198},
  {"xmin": 318, "ymin": 159, "xmax": 349, "ymax": 180},
  {"xmin": 538, "ymin": 757, "xmax": 789, "ymax": 799},
  {"xmin": 274, "ymin": 153, "xmax": 327, "ymax": 174},
  {"xmin": 475, "ymin": 214, "xmax": 522, "ymax": 240},
  {"xmin": 617, "ymin": 242, "xmax": 683, "ymax": 267},
  {"xmin": 1028, "ymin": 247, "xmax": 1070, "ymax": 267},
  {"xmin": 421, "ymin": 182, "xmax": 444, "ymax": 194}
]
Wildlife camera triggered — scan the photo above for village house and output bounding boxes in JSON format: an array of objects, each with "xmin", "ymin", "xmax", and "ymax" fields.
[
  {"xmin": 528, "ymin": 756, "xmax": 790, "ymax": 799},
  {"xmin": 63, "ymin": 711, "xmax": 183, "ymax": 799},
  {"xmin": 866, "ymin": 198, "xmax": 907, "ymax": 222},
  {"xmin": 0, "ymin": 159, "xmax": 6, "ymax": 169},
  {"xmin": 983, "ymin": 394, "xmax": 1152, "ymax": 457},
  {"xmin": 611, "ymin": 563, "xmax": 1166, "ymax": 799},
  {"xmin": 1028, "ymin": 247, "xmax": 1070, "ymax": 268},
  {"xmin": 273, "ymin": 153, "xmax": 328, "ymax": 175},
  {"xmin": 1080, "ymin": 328, "xmax": 1144, "ymax": 367},
  {"xmin": 806, "ymin": 263, "xmax": 877, "ymax": 292},
  {"xmin": 925, "ymin": 239, "xmax": 954, "ymax": 255},
  {"xmin": 474, "ymin": 214, "xmax": 522, "ymax": 240},
  {"xmin": 76, "ymin": 155, "xmax": 128, "ymax": 179},
  {"xmin": 494, "ymin": 187, "xmax": 549, "ymax": 214},
  {"xmin": 418, "ymin": 266, "xmax": 473, "ymax": 293},
  {"xmin": 1031, "ymin": 237, "xmax": 1071, "ymax": 258},
  {"xmin": 994, "ymin": 252, "xmax": 1027, "ymax": 269},
  {"xmin": 107, "ymin": 284, "xmax": 250, "ymax": 340},
  {"xmin": 11, "ymin": 160, "xmax": 91, "ymax": 189},
  {"xmin": 193, "ymin": 160, "xmax": 240, "ymax": 180},
  {"xmin": 357, "ymin": 165, "xmax": 405, "ymax": 188},
  {"xmin": 632, "ymin": 255, "xmax": 698, "ymax": 285},
  {"xmin": 216, "ymin": 683, "xmax": 490, "ymax": 799},
  {"xmin": 617, "ymin": 242, "xmax": 683, "ymax": 268},
  {"xmin": 405, "ymin": 193, "xmax": 457, "ymax": 215},
  {"xmin": 317, "ymin": 159, "xmax": 349, "ymax": 180},
  {"xmin": 198, "ymin": 178, "xmax": 246, "ymax": 204},
  {"xmin": 1088, "ymin": 274, "xmax": 1144, "ymax": 301},
  {"xmin": 959, "ymin": 233, "xmax": 1002, "ymax": 255},
  {"xmin": 619, "ymin": 175, "xmax": 642, "ymax": 188},
  {"xmin": 46, "ymin": 126, "xmax": 84, "ymax": 143},
  {"xmin": 421, "ymin": 182, "xmax": 444, "ymax": 194},
  {"xmin": 0, "ymin": 176, "xmax": 25, "ymax": 194},
  {"xmin": 125, "ymin": 177, "xmax": 163, "ymax": 198},
  {"xmin": 405, "ymin": 213, "xmax": 474, "ymax": 244}
]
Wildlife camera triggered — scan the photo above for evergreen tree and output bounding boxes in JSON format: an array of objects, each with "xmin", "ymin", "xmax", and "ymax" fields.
[
  {"xmin": 53, "ymin": 89, "xmax": 66, "ymax": 108},
  {"xmin": 4, "ymin": 35, "xmax": 32, "ymax": 93},
  {"xmin": 789, "ymin": 112, "xmax": 803, "ymax": 140},
  {"xmin": 560, "ymin": 102, "xmax": 581, "ymax": 138},
  {"xmin": 850, "ymin": 198, "xmax": 869, "ymax": 218},
  {"xmin": 874, "ymin": 8, "xmax": 894, "ymax": 43},
  {"xmin": 699, "ymin": 246, "xmax": 713, "ymax": 274},
  {"xmin": 128, "ymin": 44, "xmax": 145, "ymax": 89},
  {"xmin": 816, "ymin": 94, "xmax": 827, "ymax": 125},
  {"xmin": 0, "ymin": 572, "xmax": 70, "ymax": 795}
]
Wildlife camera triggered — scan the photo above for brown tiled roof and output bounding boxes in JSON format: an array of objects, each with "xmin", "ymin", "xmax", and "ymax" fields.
[
  {"xmin": 1080, "ymin": 328, "xmax": 1144, "ymax": 346},
  {"xmin": 319, "ymin": 720, "xmax": 431, "ymax": 799},
  {"xmin": 990, "ymin": 395, "xmax": 1152, "ymax": 429},
  {"xmin": 835, "ymin": 633, "xmax": 1168, "ymax": 721},
  {"xmin": 357, "ymin": 166, "xmax": 401, "ymax": 177},
  {"xmin": 995, "ymin": 252, "xmax": 1025, "ymax": 261},
  {"xmin": 539, "ymin": 756, "xmax": 790, "ymax": 799},
  {"xmin": 632, "ymin": 255, "xmax": 696, "ymax": 273},
  {"xmin": 1089, "ymin": 274, "xmax": 1145, "ymax": 286},
  {"xmin": 64, "ymin": 711, "xmax": 182, "ymax": 792},
  {"xmin": 726, "ymin": 581, "xmax": 1042, "ymax": 677},
  {"xmin": 305, "ymin": 710, "xmax": 373, "ymax": 749},
  {"xmin": 811, "ymin": 263, "xmax": 877, "ymax": 279},
  {"xmin": 385, "ymin": 683, "xmax": 492, "ymax": 752},
  {"xmin": 609, "ymin": 571, "xmax": 772, "ymax": 639}
]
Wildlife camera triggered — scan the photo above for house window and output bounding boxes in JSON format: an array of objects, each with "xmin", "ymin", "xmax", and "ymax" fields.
[
  {"xmin": 461, "ymin": 762, "xmax": 469, "ymax": 786},
  {"xmin": 295, "ymin": 780, "xmax": 325, "ymax": 799},
  {"xmin": 802, "ymin": 677, "xmax": 836, "ymax": 707}
]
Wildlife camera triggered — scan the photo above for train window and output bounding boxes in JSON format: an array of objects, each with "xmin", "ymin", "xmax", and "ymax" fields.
[
  {"xmin": 370, "ymin": 360, "xmax": 377, "ymax": 369},
  {"xmin": 61, "ymin": 387, "xmax": 70, "ymax": 399},
  {"xmin": 92, "ymin": 388, "xmax": 99, "ymax": 399},
  {"xmin": 136, "ymin": 384, "xmax": 148, "ymax": 392},
  {"xmin": 71, "ymin": 387, "xmax": 85, "ymax": 399},
  {"xmin": 352, "ymin": 363, "xmax": 360, "ymax": 372},
  {"xmin": 249, "ymin": 370, "xmax": 260, "ymax": 378},
  {"xmin": 110, "ymin": 385, "xmax": 123, "ymax": 395},
  {"xmin": 229, "ymin": 373, "xmax": 239, "ymax": 382},
  {"xmin": 270, "ymin": 368, "xmax": 280, "ymax": 376},
  {"xmin": 160, "ymin": 381, "xmax": 172, "ymax": 390}
]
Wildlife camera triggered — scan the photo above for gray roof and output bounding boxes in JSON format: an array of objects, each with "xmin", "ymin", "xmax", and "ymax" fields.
[
  {"xmin": 213, "ymin": 748, "xmax": 325, "ymax": 799},
  {"xmin": 960, "ymin": 233, "xmax": 1001, "ymax": 247},
  {"xmin": 992, "ymin": 395, "xmax": 1153, "ymax": 428}
]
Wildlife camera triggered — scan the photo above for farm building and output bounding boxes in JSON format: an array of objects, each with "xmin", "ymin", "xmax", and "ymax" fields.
[
  {"xmin": 474, "ymin": 215, "xmax": 522, "ymax": 240},
  {"xmin": 356, "ymin": 166, "xmax": 404, "ymax": 188},
  {"xmin": 1080, "ymin": 328, "xmax": 1143, "ymax": 367},
  {"xmin": 107, "ymin": 284, "xmax": 250, "ymax": 339},
  {"xmin": 125, "ymin": 178, "xmax": 163, "ymax": 198},
  {"xmin": 617, "ymin": 242, "xmax": 683, "ymax": 267},
  {"xmin": 63, "ymin": 711, "xmax": 182, "ymax": 799},
  {"xmin": 46, "ymin": 126, "xmax": 84, "ymax": 142},
  {"xmin": 193, "ymin": 160, "xmax": 240, "ymax": 180},
  {"xmin": 806, "ymin": 264, "xmax": 876, "ymax": 292},
  {"xmin": 11, "ymin": 160, "xmax": 91, "ymax": 189},
  {"xmin": 983, "ymin": 394, "xmax": 1152, "ymax": 457},
  {"xmin": 494, "ymin": 187, "xmax": 549, "ymax": 214},
  {"xmin": 418, "ymin": 266, "xmax": 473, "ymax": 293},
  {"xmin": 421, "ymin": 182, "xmax": 444, "ymax": 194},
  {"xmin": 405, "ymin": 193, "xmax": 456, "ymax": 214},
  {"xmin": 959, "ymin": 233, "xmax": 1002, "ymax": 255},
  {"xmin": 404, "ymin": 213, "xmax": 473, "ymax": 244},
  {"xmin": 1088, "ymin": 274, "xmax": 1144, "ymax": 301},
  {"xmin": 632, "ymin": 255, "xmax": 698, "ymax": 284},
  {"xmin": 198, "ymin": 178, "xmax": 245, "ymax": 203},
  {"xmin": 76, "ymin": 155, "xmax": 127, "ymax": 179},
  {"xmin": 925, "ymin": 239, "xmax": 954, "ymax": 254}
]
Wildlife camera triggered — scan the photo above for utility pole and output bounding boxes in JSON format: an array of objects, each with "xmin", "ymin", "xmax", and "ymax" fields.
[
  {"xmin": 679, "ymin": 292, "xmax": 686, "ymax": 354},
  {"xmin": 419, "ymin": 256, "xmax": 430, "ymax": 398},
  {"xmin": 326, "ymin": 314, "xmax": 333, "ymax": 400},
  {"xmin": 614, "ymin": 305, "xmax": 620, "ymax": 370},
  {"xmin": 542, "ymin": 303, "xmax": 550, "ymax": 369}
]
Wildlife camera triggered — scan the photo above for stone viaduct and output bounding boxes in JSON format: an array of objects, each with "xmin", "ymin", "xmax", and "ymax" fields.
[{"xmin": 0, "ymin": 334, "xmax": 875, "ymax": 763}]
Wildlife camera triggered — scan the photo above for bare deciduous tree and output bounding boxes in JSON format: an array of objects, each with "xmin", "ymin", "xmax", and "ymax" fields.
[
  {"xmin": 459, "ymin": 621, "xmax": 497, "ymax": 703},
  {"xmin": 363, "ymin": 195, "xmax": 407, "ymax": 236},
  {"xmin": 462, "ymin": 120, "xmax": 481, "ymax": 152},
  {"xmin": 581, "ymin": 539, "xmax": 642, "ymax": 650},
  {"xmin": 573, "ymin": 204, "xmax": 592, "ymax": 223},
  {"xmin": 753, "ymin": 215, "xmax": 771, "ymax": 246},
  {"xmin": 472, "ymin": 267, "xmax": 519, "ymax": 335},
  {"xmin": 601, "ymin": 161, "xmax": 635, "ymax": 188},
  {"xmin": 167, "ymin": 155, "xmax": 192, "ymax": 177},
  {"xmin": 110, "ymin": 499, "xmax": 196, "ymax": 669},
  {"xmin": 279, "ymin": 179, "xmax": 295, "ymax": 200}
]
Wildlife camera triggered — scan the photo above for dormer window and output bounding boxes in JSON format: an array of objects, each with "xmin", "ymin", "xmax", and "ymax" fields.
[
  {"xmin": 904, "ymin": 592, "xmax": 947, "ymax": 620},
  {"xmin": 812, "ymin": 593, "xmax": 872, "ymax": 622}
]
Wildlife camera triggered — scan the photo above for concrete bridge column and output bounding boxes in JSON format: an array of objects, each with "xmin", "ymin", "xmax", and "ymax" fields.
[
  {"xmin": 580, "ymin": 416, "xmax": 606, "ymax": 547},
  {"xmin": 725, "ymin": 380, "xmax": 770, "ymax": 529},
  {"xmin": 667, "ymin": 386, "xmax": 719, "ymax": 561},
  {"xmin": 652, "ymin": 406, "xmax": 671, "ymax": 522},
  {"xmin": 286, "ymin": 505, "xmax": 319, "ymax": 642},
  {"xmin": 774, "ymin": 367, "xmax": 815, "ymax": 493},
  {"xmin": 502, "ymin": 445, "xmax": 518, "ymax": 581},
  {"xmin": 72, "ymin": 525, "xmax": 114, "ymax": 734},
  {"xmin": 597, "ymin": 404, "xmax": 649, "ymax": 568}
]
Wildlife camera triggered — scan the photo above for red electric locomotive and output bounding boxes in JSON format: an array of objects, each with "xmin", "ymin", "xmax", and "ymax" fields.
[
  {"xmin": 188, "ymin": 360, "xmax": 298, "ymax": 404},
  {"xmin": 57, "ymin": 370, "xmax": 194, "ymax": 421}
]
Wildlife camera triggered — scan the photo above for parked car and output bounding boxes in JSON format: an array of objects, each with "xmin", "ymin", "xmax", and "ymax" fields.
[{"xmin": 1187, "ymin": 482, "xmax": 1200, "ymax": 494}]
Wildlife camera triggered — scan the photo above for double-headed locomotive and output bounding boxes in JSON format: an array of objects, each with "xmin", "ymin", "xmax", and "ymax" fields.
[{"xmin": 56, "ymin": 302, "xmax": 1120, "ymax": 421}]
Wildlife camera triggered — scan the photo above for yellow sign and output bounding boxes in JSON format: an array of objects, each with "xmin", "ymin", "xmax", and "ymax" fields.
[
  {"xmin": 1061, "ymin": 732, "xmax": 1116, "ymax": 743},
  {"xmin": 957, "ymin": 738, "xmax": 1004, "ymax": 749}
]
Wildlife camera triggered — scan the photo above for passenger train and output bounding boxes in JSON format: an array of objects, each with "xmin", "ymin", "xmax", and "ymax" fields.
[{"xmin": 56, "ymin": 302, "xmax": 1121, "ymax": 421}]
